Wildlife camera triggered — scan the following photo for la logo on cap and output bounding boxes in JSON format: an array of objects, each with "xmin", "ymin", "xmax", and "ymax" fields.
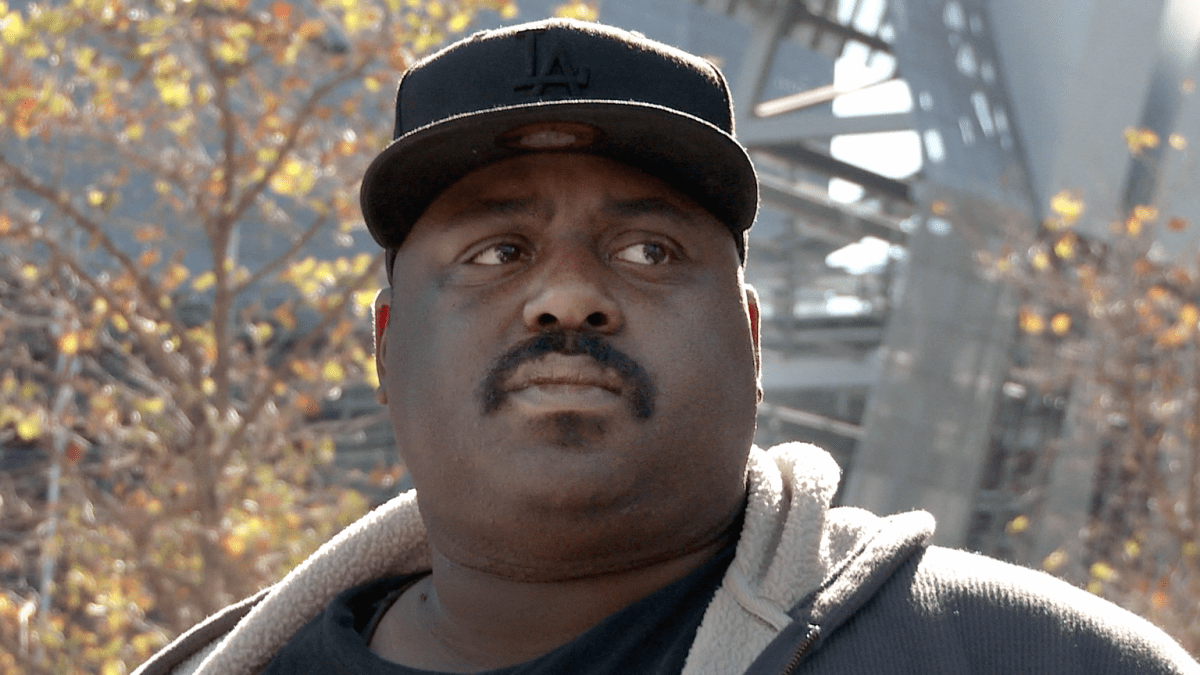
[{"xmin": 513, "ymin": 31, "xmax": 590, "ymax": 96}]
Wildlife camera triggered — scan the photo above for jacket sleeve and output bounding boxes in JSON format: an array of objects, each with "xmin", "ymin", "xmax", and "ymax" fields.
[{"xmin": 771, "ymin": 547, "xmax": 1199, "ymax": 674}]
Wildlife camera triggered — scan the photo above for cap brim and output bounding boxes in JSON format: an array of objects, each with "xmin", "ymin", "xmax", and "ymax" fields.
[{"xmin": 360, "ymin": 100, "xmax": 758, "ymax": 250}]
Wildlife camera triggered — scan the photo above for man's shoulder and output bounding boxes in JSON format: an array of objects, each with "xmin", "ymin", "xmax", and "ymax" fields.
[{"xmin": 839, "ymin": 545, "xmax": 1199, "ymax": 674}]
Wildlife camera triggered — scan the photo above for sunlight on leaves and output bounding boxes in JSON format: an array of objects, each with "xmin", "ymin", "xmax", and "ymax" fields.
[
  {"xmin": 1019, "ymin": 308, "xmax": 1045, "ymax": 335},
  {"xmin": 1048, "ymin": 190, "xmax": 1084, "ymax": 227},
  {"xmin": 553, "ymin": 0, "xmax": 598, "ymax": 20},
  {"xmin": 1049, "ymin": 313, "xmax": 1071, "ymax": 336},
  {"xmin": 1125, "ymin": 127, "xmax": 1159, "ymax": 155}
]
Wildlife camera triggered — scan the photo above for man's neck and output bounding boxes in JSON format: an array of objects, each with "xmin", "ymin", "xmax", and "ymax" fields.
[{"xmin": 368, "ymin": 526, "xmax": 738, "ymax": 672}]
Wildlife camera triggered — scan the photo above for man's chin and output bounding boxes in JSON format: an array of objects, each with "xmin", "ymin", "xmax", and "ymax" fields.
[{"xmin": 527, "ymin": 411, "xmax": 609, "ymax": 448}]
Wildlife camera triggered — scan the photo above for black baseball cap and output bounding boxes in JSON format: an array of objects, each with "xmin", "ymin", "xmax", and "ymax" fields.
[{"xmin": 360, "ymin": 19, "xmax": 758, "ymax": 277}]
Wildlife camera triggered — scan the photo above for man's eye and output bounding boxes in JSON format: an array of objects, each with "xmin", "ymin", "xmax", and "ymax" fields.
[
  {"xmin": 614, "ymin": 242, "xmax": 671, "ymax": 265},
  {"xmin": 468, "ymin": 243, "xmax": 524, "ymax": 265}
]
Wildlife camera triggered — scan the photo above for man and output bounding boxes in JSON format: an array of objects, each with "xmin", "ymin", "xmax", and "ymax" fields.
[{"xmin": 136, "ymin": 19, "xmax": 1198, "ymax": 675}]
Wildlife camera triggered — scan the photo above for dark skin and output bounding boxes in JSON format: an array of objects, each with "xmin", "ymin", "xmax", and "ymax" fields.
[{"xmin": 371, "ymin": 153, "xmax": 762, "ymax": 672}]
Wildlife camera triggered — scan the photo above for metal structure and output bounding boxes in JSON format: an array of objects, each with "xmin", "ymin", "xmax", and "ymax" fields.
[{"xmin": 665, "ymin": 0, "xmax": 1040, "ymax": 550}]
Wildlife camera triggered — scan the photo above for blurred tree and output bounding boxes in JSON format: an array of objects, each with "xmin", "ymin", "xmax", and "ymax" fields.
[
  {"xmin": 0, "ymin": 0, "xmax": 514, "ymax": 672},
  {"xmin": 984, "ymin": 128, "xmax": 1200, "ymax": 654}
]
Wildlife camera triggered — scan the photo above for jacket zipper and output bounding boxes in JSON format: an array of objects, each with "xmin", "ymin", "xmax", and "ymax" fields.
[{"xmin": 780, "ymin": 625, "xmax": 821, "ymax": 675}]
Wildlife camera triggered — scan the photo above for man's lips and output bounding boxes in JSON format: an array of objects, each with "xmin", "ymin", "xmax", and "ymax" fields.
[
  {"xmin": 479, "ymin": 329, "xmax": 655, "ymax": 419},
  {"xmin": 501, "ymin": 354, "xmax": 626, "ymax": 395}
]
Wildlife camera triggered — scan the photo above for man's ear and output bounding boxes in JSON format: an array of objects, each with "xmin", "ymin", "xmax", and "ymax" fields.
[
  {"xmin": 744, "ymin": 284, "xmax": 763, "ymax": 403},
  {"xmin": 373, "ymin": 289, "xmax": 390, "ymax": 406}
]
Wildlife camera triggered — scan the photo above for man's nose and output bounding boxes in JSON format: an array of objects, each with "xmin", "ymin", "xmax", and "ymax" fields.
[{"xmin": 522, "ymin": 250, "xmax": 624, "ymax": 334}]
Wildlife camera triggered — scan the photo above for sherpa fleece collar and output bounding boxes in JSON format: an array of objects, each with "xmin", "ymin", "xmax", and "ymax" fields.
[{"xmin": 134, "ymin": 443, "xmax": 935, "ymax": 675}]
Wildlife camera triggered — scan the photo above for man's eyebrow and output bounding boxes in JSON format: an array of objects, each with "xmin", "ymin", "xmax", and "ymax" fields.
[
  {"xmin": 448, "ymin": 198, "xmax": 540, "ymax": 221},
  {"xmin": 603, "ymin": 197, "xmax": 696, "ymax": 225}
]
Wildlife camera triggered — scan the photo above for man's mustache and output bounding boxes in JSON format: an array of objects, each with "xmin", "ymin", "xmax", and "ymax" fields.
[{"xmin": 479, "ymin": 330, "xmax": 655, "ymax": 419}]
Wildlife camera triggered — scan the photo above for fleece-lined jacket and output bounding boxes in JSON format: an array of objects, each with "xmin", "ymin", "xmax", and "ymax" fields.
[{"xmin": 133, "ymin": 444, "xmax": 1199, "ymax": 675}]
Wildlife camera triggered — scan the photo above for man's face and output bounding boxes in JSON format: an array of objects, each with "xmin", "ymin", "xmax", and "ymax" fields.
[{"xmin": 377, "ymin": 153, "xmax": 761, "ymax": 575}]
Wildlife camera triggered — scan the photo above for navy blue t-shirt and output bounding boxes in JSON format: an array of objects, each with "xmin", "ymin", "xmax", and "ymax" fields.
[{"xmin": 263, "ymin": 543, "xmax": 735, "ymax": 674}]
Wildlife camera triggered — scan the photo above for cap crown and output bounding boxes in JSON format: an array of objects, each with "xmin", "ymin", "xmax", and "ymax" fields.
[{"xmin": 394, "ymin": 21, "xmax": 736, "ymax": 140}]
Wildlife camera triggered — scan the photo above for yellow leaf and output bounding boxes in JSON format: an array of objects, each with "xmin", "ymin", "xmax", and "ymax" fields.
[
  {"xmin": 352, "ymin": 253, "xmax": 373, "ymax": 276},
  {"xmin": 87, "ymin": 188, "xmax": 105, "ymax": 206},
  {"xmin": 269, "ymin": 158, "xmax": 316, "ymax": 196},
  {"xmin": 163, "ymin": 262, "xmax": 189, "ymax": 291},
  {"xmin": 136, "ymin": 397, "xmax": 166, "ymax": 414},
  {"xmin": 1089, "ymin": 561, "xmax": 1116, "ymax": 582},
  {"xmin": 322, "ymin": 360, "xmax": 345, "ymax": 382},
  {"xmin": 58, "ymin": 331, "xmax": 80, "ymax": 355},
  {"xmin": 448, "ymin": 12, "xmax": 470, "ymax": 32},
  {"xmin": 1133, "ymin": 204, "xmax": 1159, "ymax": 222},
  {"xmin": 353, "ymin": 289, "xmax": 376, "ymax": 313},
  {"xmin": 287, "ymin": 256, "xmax": 316, "ymax": 281},
  {"xmin": 1019, "ymin": 308, "xmax": 1045, "ymax": 335},
  {"xmin": 1125, "ymin": 127, "xmax": 1159, "ymax": 155},
  {"xmin": 201, "ymin": 377, "xmax": 216, "ymax": 395},
  {"xmin": 1050, "ymin": 313, "xmax": 1071, "ymax": 336},
  {"xmin": 215, "ymin": 38, "xmax": 248, "ymax": 64},
  {"xmin": 1053, "ymin": 234, "xmax": 1075, "ymax": 260},
  {"xmin": 20, "ymin": 264, "xmax": 36, "ymax": 281},
  {"xmin": 1005, "ymin": 515, "xmax": 1029, "ymax": 534},
  {"xmin": 1031, "ymin": 251, "xmax": 1050, "ymax": 271},
  {"xmin": 157, "ymin": 80, "xmax": 190, "ymax": 108},
  {"xmin": 1126, "ymin": 216, "xmax": 1143, "ymax": 236},
  {"xmin": 16, "ymin": 410, "xmax": 43, "ymax": 441},
  {"xmin": 111, "ymin": 313, "xmax": 129, "ymax": 332},
  {"xmin": 1124, "ymin": 539, "xmax": 1141, "ymax": 558},
  {"xmin": 500, "ymin": 1, "xmax": 518, "ymax": 18},
  {"xmin": 1170, "ymin": 133, "xmax": 1188, "ymax": 150},
  {"xmin": 1, "ymin": 10, "xmax": 26, "ymax": 46},
  {"xmin": 553, "ymin": 0, "xmax": 598, "ymax": 21},
  {"xmin": 1180, "ymin": 304, "xmax": 1198, "ymax": 327},
  {"xmin": 1048, "ymin": 190, "xmax": 1083, "ymax": 225},
  {"xmin": 250, "ymin": 322, "xmax": 274, "ymax": 343},
  {"xmin": 222, "ymin": 532, "xmax": 246, "ymax": 557},
  {"xmin": 192, "ymin": 271, "xmax": 216, "ymax": 292}
]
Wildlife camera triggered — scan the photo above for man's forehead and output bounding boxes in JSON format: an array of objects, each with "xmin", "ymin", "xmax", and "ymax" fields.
[{"xmin": 407, "ymin": 154, "xmax": 724, "ymax": 238}]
